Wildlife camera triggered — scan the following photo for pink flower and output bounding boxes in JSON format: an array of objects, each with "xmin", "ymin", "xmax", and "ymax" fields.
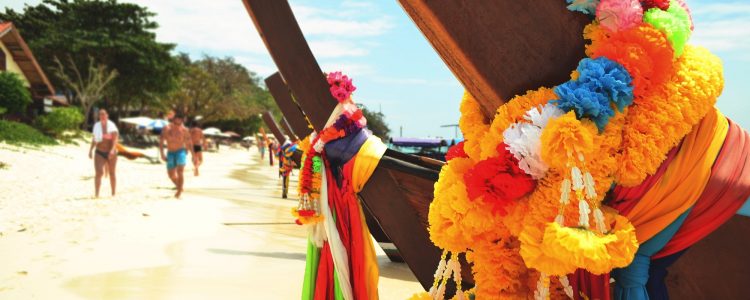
[
  {"xmin": 326, "ymin": 71, "xmax": 356, "ymax": 103},
  {"xmin": 597, "ymin": 0, "xmax": 644, "ymax": 32}
]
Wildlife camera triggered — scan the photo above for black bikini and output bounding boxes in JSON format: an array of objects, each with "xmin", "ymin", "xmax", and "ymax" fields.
[{"xmin": 95, "ymin": 149, "xmax": 110, "ymax": 159}]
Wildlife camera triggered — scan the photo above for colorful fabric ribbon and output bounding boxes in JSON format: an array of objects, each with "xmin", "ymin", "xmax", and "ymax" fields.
[{"xmin": 623, "ymin": 108, "xmax": 728, "ymax": 243}]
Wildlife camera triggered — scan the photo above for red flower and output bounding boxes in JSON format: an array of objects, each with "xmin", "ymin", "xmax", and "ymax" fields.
[
  {"xmin": 641, "ymin": 0, "xmax": 669, "ymax": 10},
  {"xmin": 445, "ymin": 141, "xmax": 468, "ymax": 161},
  {"xmin": 463, "ymin": 143, "xmax": 536, "ymax": 215}
]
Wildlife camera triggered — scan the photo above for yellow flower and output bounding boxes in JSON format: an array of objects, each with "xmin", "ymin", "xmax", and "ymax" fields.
[
  {"xmin": 519, "ymin": 225, "xmax": 579, "ymax": 276},
  {"xmin": 458, "ymin": 92, "xmax": 489, "ymax": 160},
  {"xmin": 531, "ymin": 213, "xmax": 638, "ymax": 275},
  {"xmin": 540, "ymin": 111, "xmax": 598, "ymax": 170}
]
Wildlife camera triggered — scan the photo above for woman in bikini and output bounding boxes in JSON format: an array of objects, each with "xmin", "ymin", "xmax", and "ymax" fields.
[{"xmin": 88, "ymin": 109, "xmax": 119, "ymax": 198}]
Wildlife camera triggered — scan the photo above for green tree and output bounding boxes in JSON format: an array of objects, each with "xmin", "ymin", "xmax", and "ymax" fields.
[
  {"xmin": 166, "ymin": 55, "xmax": 278, "ymax": 135},
  {"xmin": 0, "ymin": 72, "xmax": 32, "ymax": 115},
  {"xmin": 34, "ymin": 106, "xmax": 85, "ymax": 137},
  {"xmin": 360, "ymin": 104, "xmax": 390, "ymax": 140},
  {"xmin": 1, "ymin": 0, "xmax": 181, "ymax": 118}
]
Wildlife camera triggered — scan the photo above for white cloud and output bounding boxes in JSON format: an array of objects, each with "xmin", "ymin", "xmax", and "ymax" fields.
[
  {"xmin": 309, "ymin": 40, "xmax": 368, "ymax": 58},
  {"xmin": 320, "ymin": 61, "xmax": 375, "ymax": 77},
  {"xmin": 121, "ymin": 0, "xmax": 268, "ymax": 54},
  {"xmin": 690, "ymin": 2, "xmax": 750, "ymax": 54}
]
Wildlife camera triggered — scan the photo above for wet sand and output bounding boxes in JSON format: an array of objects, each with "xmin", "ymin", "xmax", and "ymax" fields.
[{"xmin": 0, "ymin": 142, "xmax": 421, "ymax": 299}]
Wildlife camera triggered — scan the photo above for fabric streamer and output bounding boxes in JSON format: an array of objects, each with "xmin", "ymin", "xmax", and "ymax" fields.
[
  {"xmin": 624, "ymin": 108, "xmax": 728, "ymax": 242},
  {"xmin": 654, "ymin": 118, "xmax": 750, "ymax": 258},
  {"xmin": 613, "ymin": 209, "xmax": 691, "ymax": 300}
]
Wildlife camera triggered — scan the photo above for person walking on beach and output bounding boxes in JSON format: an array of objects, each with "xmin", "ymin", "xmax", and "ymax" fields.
[
  {"xmin": 88, "ymin": 109, "xmax": 118, "ymax": 198},
  {"xmin": 159, "ymin": 113, "xmax": 194, "ymax": 198},
  {"xmin": 257, "ymin": 135, "xmax": 266, "ymax": 160},
  {"xmin": 189, "ymin": 122, "xmax": 206, "ymax": 176}
]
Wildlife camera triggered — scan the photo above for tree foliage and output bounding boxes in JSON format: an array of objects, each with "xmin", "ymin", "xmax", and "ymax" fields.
[
  {"xmin": 34, "ymin": 106, "xmax": 85, "ymax": 137},
  {"xmin": 167, "ymin": 55, "xmax": 277, "ymax": 135},
  {"xmin": 0, "ymin": 0, "xmax": 181, "ymax": 116},
  {"xmin": 360, "ymin": 104, "xmax": 390, "ymax": 140},
  {"xmin": 0, "ymin": 72, "xmax": 32, "ymax": 114}
]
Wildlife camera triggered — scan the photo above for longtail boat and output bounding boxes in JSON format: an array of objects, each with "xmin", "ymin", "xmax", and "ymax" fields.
[
  {"xmin": 398, "ymin": 0, "xmax": 750, "ymax": 297},
  {"xmin": 245, "ymin": 0, "xmax": 750, "ymax": 297},
  {"xmin": 242, "ymin": 0, "xmax": 461, "ymax": 289},
  {"xmin": 265, "ymin": 71, "xmax": 404, "ymax": 262}
]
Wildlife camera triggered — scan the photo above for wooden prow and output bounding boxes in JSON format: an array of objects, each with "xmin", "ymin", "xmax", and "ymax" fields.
[
  {"xmin": 242, "ymin": 1, "xmax": 335, "ymax": 131},
  {"xmin": 265, "ymin": 72, "xmax": 313, "ymax": 138},
  {"xmin": 261, "ymin": 111, "xmax": 287, "ymax": 145},
  {"xmin": 398, "ymin": 0, "xmax": 589, "ymax": 118},
  {"xmin": 280, "ymin": 117, "xmax": 298, "ymax": 142},
  {"xmin": 398, "ymin": 1, "xmax": 750, "ymax": 298},
  {"xmin": 242, "ymin": 0, "xmax": 459, "ymax": 290}
]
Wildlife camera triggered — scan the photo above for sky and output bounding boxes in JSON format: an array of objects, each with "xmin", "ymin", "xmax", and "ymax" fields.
[{"xmin": 3, "ymin": 0, "xmax": 749, "ymax": 139}]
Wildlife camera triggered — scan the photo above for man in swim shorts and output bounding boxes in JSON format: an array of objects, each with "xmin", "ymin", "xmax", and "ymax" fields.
[
  {"xmin": 189, "ymin": 121, "xmax": 206, "ymax": 176},
  {"xmin": 159, "ymin": 113, "xmax": 194, "ymax": 198}
]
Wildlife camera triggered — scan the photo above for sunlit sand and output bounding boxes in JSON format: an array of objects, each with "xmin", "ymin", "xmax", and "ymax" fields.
[{"xmin": 0, "ymin": 142, "xmax": 420, "ymax": 299}]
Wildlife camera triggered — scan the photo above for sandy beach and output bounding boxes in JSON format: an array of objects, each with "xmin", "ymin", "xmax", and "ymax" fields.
[{"xmin": 0, "ymin": 142, "xmax": 421, "ymax": 299}]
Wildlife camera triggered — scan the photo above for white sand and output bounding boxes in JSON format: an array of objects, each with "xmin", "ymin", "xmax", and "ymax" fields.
[{"xmin": 0, "ymin": 142, "xmax": 421, "ymax": 299}]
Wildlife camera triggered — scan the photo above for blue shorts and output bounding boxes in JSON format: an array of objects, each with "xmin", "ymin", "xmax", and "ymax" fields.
[{"xmin": 166, "ymin": 148, "xmax": 187, "ymax": 170}]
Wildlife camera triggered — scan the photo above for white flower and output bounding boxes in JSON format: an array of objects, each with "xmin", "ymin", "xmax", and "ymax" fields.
[
  {"xmin": 525, "ymin": 103, "xmax": 565, "ymax": 128},
  {"xmin": 503, "ymin": 122, "xmax": 547, "ymax": 179}
]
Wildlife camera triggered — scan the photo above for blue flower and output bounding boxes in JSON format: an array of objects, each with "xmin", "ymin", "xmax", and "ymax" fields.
[
  {"xmin": 553, "ymin": 57, "xmax": 634, "ymax": 131},
  {"xmin": 554, "ymin": 81, "xmax": 614, "ymax": 131},
  {"xmin": 577, "ymin": 57, "xmax": 634, "ymax": 112},
  {"xmin": 566, "ymin": 0, "xmax": 600, "ymax": 15}
]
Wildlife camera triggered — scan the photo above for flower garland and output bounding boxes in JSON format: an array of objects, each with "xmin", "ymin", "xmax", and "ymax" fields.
[
  {"xmin": 293, "ymin": 72, "xmax": 367, "ymax": 226},
  {"xmin": 424, "ymin": 0, "xmax": 724, "ymax": 299}
]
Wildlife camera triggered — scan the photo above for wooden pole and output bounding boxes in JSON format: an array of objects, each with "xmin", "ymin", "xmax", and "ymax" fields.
[
  {"xmin": 265, "ymin": 72, "xmax": 312, "ymax": 138},
  {"xmin": 280, "ymin": 117, "xmax": 298, "ymax": 142},
  {"xmin": 398, "ymin": 0, "xmax": 589, "ymax": 119},
  {"xmin": 242, "ymin": 0, "xmax": 335, "ymax": 131},
  {"xmin": 242, "ymin": 0, "xmax": 453, "ymax": 289},
  {"xmin": 261, "ymin": 111, "xmax": 287, "ymax": 145}
]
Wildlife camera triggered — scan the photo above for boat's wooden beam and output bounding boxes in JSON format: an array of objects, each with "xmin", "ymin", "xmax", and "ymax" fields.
[
  {"xmin": 666, "ymin": 215, "xmax": 750, "ymax": 298},
  {"xmin": 242, "ymin": 0, "xmax": 335, "ymax": 131},
  {"xmin": 242, "ymin": 0, "xmax": 449, "ymax": 289},
  {"xmin": 280, "ymin": 117, "xmax": 299, "ymax": 142},
  {"xmin": 265, "ymin": 72, "xmax": 313, "ymax": 138},
  {"xmin": 261, "ymin": 111, "xmax": 287, "ymax": 145},
  {"xmin": 398, "ymin": 0, "xmax": 589, "ymax": 119}
]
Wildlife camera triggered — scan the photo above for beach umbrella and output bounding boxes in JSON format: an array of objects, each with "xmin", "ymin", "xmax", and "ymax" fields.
[
  {"xmin": 148, "ymin": 119, "xmax": 169, "ymax": 129},
  {"xmin": 224, "ymin": 131, "xmax": 241, "ymax": 138},
  {"xmin": 203, "ymin": 127, "xmax": 222, "ymax": 136},
  {"xmin": 120, "ymin": 116, "xmax": 153, "ymax": 128}
]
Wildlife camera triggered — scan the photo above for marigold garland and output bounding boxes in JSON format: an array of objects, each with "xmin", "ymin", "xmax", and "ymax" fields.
[{"xmin": 422, "ymin": 1, "xmax": 725, "ymax": 299}]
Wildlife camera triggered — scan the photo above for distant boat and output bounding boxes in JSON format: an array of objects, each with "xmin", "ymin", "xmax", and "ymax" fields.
[{"xmin": 388, "ymin": 137, "xmax": 448, "ymax": 161}]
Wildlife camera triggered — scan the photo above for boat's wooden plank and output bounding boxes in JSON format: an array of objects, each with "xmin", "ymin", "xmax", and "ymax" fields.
[
  {"xmin": 242, "ymin": 0, "xmax": 455, "ymax": 290},
  {"xmin": 666, "ymin": 215, "xmax": 750, "ymax": 299},
  {"xmin": 242, "ymin": 0, "xmax": 335, "ymax": 131},
  {"xmin": 265, "ymin": 72, "xmax": 313, "ymax": 138},
  {"xmin": 398, "ymin": 0, "xmax": 589, "ymax": 118},
  {"xmin": 280, "ymin": 117, "xmax": 298, "ymax": 142},
  {"xmin": 358, "ymin": 167, "xmax": 442, "ymax": 289},
  {"xmin": 261, "ymin": 111, "xmax": 287, "ymax": 145}
]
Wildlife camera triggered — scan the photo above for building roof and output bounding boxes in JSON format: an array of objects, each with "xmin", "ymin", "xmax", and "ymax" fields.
[{"xmin": 0, "ymin": 22, "xmax": 55, "ymax": 97}]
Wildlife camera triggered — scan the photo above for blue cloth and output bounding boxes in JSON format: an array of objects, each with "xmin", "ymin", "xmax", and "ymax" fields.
[
  {"xmin": 738, "ymin": 197, "xmax": 750, "ymax": 217},
  {"xmin": 613, "ymin": 208, "xmax": 692, "ymax": 300},
  {"xmin": 166, "ymin": 148, "xmax": 187, "ymax": 170},
  {"xmin": 646, "ymin": 249, "xmax": 687, "ymax": 300},
  {"xmin": 324, "ymin": 128, "xmax": 370, "ymax": 186}
]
